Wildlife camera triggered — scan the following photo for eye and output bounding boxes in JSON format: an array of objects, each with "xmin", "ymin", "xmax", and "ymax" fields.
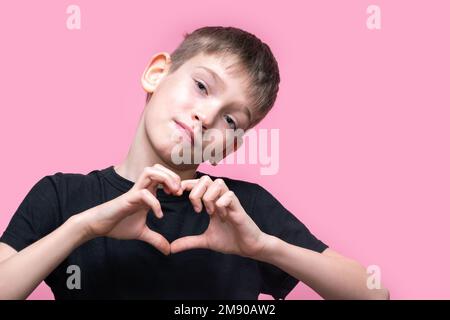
[
  {"xmin": 194, "ymin": 79, "xmax": 208, "ymax": 95},
  {"xmin": 224, "ymin": 115, "xmax": 237, "ymax": 130}
]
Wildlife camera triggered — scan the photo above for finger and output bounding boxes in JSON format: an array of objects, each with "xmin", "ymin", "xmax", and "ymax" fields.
[
  {"xmin": 187, "ymin": 175, "xmax": 213, "ymax": 213},
  {"xmin": 139, "ymin": 189, "xmax": 164, "ymax": 219},
  {"xmin": 138, "ymin": 226, "xmax": 170, "ymax": 256},
  {"xmin": 153, "ymin": 164, "xmax": 182, "ymax": 195},
  {"xmin": 170, "ymin": 235, "xmax": 208, "ymax": 254},
  {"xmin": 181, "ymin": 179, "xmax": 201, "ymax": 211},
  {"xmin": 135, "ymin": 167, "xmax": 171, "ymax": 190},
  {"xmin": 215, "ymin": 191, "xmax": 245, "ymax": 225},
  {"xmin": 135, "ymin": 167, "xmax": 180, "ymax": 195},
  {"xmin": 214, "ymin": 205, "xmax": 228, "ymax": 223},
  {"xmin": 149, "ymin": 167, "xmax": 181, "ymax": 194},
  {"xmin": 181, "ymin": 179, "xmax": 199, "ymax": 192},
  {"xmin": 202, "ymin": 178, "xmax": 228, "ymax": 215},
  {"xmin": 148, "ymin": 166, "xmax": 180, "ymax": 194}
]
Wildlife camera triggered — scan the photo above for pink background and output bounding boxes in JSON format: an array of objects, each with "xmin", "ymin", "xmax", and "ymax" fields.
[{"xmin": 1, "ymin": 1, "xmax": 449, "ymax": 299}]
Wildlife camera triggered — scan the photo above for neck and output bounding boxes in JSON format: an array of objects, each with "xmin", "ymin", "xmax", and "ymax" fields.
[{"xmin": 114, "ymin": 110, "xmax": 199, "ymax": 183}]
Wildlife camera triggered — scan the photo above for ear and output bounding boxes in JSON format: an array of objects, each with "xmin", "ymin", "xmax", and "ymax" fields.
[{"xmin": 141, "ymin": 52, "xmax": 172, "ymax": 94}]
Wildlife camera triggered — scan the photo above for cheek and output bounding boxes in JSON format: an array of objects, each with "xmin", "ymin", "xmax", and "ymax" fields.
[
  {"xmin": 168, "ymin": 82, "xmax": 196, "ymax": 113},
  {"xmin": 149, "ymin": 80, "xmax": 194, "ymax": 115},
  {"xmin": 204, "ymin": 128, "xmax": 233, "ymax": 151}
]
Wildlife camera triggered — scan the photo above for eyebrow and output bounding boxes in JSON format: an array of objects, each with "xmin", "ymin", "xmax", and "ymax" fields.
[
  {"xmin": 196, "ymin": 66, "xmax": 253, "ymax": 124},
  {"xmin": 196, "ymin": 66, "xmax": 226, "ymax": 89}
]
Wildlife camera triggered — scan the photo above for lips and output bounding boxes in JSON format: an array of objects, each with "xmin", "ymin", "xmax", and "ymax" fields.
[{"xmin": 174, "ymin": 120, "xmax": 194, "ymax": 144}]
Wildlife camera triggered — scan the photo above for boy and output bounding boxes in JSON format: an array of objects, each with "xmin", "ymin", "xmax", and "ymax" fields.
[{"xmin": 0, "ymin": 26, "xmax": 389, "ymax": 300}]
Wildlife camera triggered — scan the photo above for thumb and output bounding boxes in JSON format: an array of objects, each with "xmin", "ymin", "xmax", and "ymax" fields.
[
  {"xmin": 138, "ymin": 226, "xmax": 171, "ymax": 256},
  {"xmin": 170, "ymin": 235, "xmax": 208, "ymax": 254}
]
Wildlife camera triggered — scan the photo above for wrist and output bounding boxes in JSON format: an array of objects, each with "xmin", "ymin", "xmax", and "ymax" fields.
[
  {"xmin": 252, "ymin": 233, "xmax": 281, "ymax": 263},
  {"xmin": 67, "ymin": 209, "xmax": 99, "ymax": 244}
]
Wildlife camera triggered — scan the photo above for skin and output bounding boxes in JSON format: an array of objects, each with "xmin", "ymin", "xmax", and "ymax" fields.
[
  {"xmin": 0, "ymin": 52, "xmax": 390, "ymax": 299},
  {"xmin": 115, "ymin": 51, "xmax": 252, "ymax": 183}
]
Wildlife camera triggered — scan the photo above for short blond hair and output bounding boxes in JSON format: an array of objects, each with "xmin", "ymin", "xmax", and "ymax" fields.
[{"xmin": 146, "ymin": 26, "xmax": 280, "ymax": 129}]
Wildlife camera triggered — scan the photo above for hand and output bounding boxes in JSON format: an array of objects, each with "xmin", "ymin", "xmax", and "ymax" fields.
[
  {"xmin": 78, "ymin": 164, "xmax": 183, "ymax": 255},
  {"xmin": 170, "ymin": 175, "xmax": 268, "ymax": 258}
]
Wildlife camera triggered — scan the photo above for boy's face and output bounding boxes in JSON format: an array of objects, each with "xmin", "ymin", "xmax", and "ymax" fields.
[{"xmin": 141, "ymin": 52, "xmax": 254, "ymax": 169}]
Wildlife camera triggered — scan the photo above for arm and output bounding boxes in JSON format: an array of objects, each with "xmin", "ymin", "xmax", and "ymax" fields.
[
  {"xmin": 0, "ymin": 164, "xmax": 183, "ymax": 299},
  {"xmin": 253, "ymin": 235, "xmax": 390, "ymax": 300},
  {"xmin": 171, "ymin": 176, "xmax": 390, "ymax": 300},
  {"xmin": 0, "ymin": 213, "xmax": 92, "ymax": 299}
]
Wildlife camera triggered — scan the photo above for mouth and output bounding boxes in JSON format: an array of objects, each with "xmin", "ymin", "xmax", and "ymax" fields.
[{"xmin": 174, "ymin": 120, "xmax": 194, "ymax": 145}]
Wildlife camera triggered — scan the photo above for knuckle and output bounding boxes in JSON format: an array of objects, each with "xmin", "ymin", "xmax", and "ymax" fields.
[
  {"xmin": 139, "ymin": 189, "xmax": 149, "ymax": 197},
  {"xmin": 200, "ymin": 175, "xmax": 211, "ymax": 183},
  {"xmin": 215, "ymin": 178, "xmax": 225, "ymax": 186},
  {"xmin": 189, "ymin": 193, "xmax": 197, "ymax": 201},
  {"xmin": 144, "ymin": 167, "xmax": 154, "ymax": 175},
  {"xmin": 202, "ymin": 194, "xmax": 212, "ymax": 203},
  {"xmin": 160, "ymin": 172, "xmax": 170, "ymax": 181}
]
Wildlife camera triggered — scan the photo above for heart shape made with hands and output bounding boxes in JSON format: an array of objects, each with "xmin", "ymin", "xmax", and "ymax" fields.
[{"xmin": 140, "ymin": 175, "xmax": 266, "ymax": 259}]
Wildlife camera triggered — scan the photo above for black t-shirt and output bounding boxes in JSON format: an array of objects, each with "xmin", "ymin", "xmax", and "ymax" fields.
[{"xmin": 0, "ymin": 165, "xmax": 328, "ymax": 300}]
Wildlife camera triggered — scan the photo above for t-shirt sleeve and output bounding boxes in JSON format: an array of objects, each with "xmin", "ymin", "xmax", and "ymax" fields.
[
  {"xmin": 0, "ymin": 175, "xmax": 61, "ymax": 252},
  {"xmin": 251, "ymin": 184, "xmax": 328, "ymax": 300}
]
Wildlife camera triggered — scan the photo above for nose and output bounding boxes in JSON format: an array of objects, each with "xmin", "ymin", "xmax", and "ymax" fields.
[{"xmin": 192, "ymin": 110, "xmax": 209, "ymax": 132}]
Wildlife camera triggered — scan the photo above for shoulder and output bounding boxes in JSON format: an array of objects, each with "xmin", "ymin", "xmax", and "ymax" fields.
[
  {"xmin": 38, "ymin": 168, "xmax": 103, "ymax": 190},
  {"xmin": 30, "ymin": 168, "xmax": 105, "ymax": 210}
]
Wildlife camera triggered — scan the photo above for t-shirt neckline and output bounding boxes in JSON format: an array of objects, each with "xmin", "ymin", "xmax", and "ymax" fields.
[{"xmin": 100, "ymin": 165, "xmax": 204, "ymax": 202}]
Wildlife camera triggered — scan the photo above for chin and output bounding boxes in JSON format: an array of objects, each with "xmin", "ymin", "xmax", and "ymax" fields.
[
  {"xmin": 151, "ymin": 141, "xmax": 194, "ymax": 169},
  {"xmin": 148, "ymin": 123, "xmax": 206, "ymax": 168}
]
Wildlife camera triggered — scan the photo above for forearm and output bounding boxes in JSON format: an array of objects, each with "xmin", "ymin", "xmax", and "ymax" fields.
[
  {"xmin": 0, "ymin": 210, "xmax": 94, "ymax": 299},
  {"xmin": 255, "ymin": 234, "xmax": 389, "ymax": 300}
]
